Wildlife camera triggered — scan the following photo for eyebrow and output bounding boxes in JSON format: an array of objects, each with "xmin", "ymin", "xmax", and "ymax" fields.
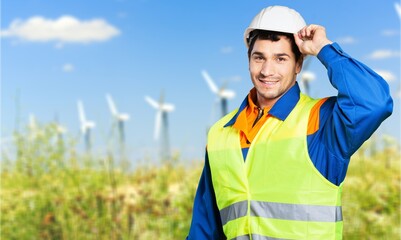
[
  {"xmin": 275, "ymin": 53, "xmax": 291, "ymax": 58},
  {"xmin": 251, "ymin": 51, "xmax": 291, "ymax": 58}
]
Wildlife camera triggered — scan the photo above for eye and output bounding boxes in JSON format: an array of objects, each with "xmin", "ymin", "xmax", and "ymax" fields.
[
  {"xmin": 252, "ymin": 55, "xmax": 264, "ymax": 62},
  {"xmin": 277, "ymin": 57, "xmax": 287, "ymax": 62}
]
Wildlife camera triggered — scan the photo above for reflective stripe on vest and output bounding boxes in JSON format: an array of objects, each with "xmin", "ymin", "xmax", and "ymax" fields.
[
  {"xmin": 220, "ymin": 200, "xmax": 342, "ymax": 226},
  {"xmin": 220, "ymin": 200, "xmax": 249, "ymax": 225},
  {"xmin": 207, "ymin": 94, "xmax": 344, "ymax": 240},
  {"xmin": 233, "ymin": 234, "xmax": 288, "ymax": 240}
]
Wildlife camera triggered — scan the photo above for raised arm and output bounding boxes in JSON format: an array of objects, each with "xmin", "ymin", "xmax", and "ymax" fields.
[{"xmin": 295, "ymin": 24, "xmax": 393, "ymax": 158}]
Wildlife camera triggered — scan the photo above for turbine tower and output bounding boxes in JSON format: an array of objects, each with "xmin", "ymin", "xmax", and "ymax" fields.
[
  {"xmin": 106, "ymin": 94, "xmax": 130, "ymax": 148},
  {"xmin": 144, "ymin": 91, "xmax": 175, "ymax": 161},
  {"xmin": 201, "ymin": 70, "xmax": 235, "ymax": 117},
  {"xmin": 28, "ymin": 114, "xmax": 41, "ymax": 140},
  {"xmin": 77, "ymin": 100, "xmax": 96, "ymax": 153},
  {"xmin": 53, "ymin": 113, "xmax": 67, "ymax": 142}
]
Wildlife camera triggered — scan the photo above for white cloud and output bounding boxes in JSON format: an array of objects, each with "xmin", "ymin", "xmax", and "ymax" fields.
[
  {"xmin": 335, "ymin": 36, "xmax": 357, "ymax": 45},
  {"xmin": 374, "ymin": 69, "xmax": 396, "ymax": 82},
  {"xmin": 367, "ymin": 50, "xmax": 401, "ymax": 59},
  {"xmin": 381, "ymin": 29, "xmax": 399, "ymax": 36},
  {"xmin": 62, "ymin": 63, "xmax": 74, "ymax": 72},
  {"xmin": 117, "ymin": 12, "xmax": 128, "ymax": 19},
  {"xmin": 1, "ymin": 15, "xmax": 120, "ymax": 44},
  {"xmin": 220, "ymin": 46, "xmax": 233, "ymax": 54},
  {"xmin": 226, "ymin": 75, "xmax": 242, "ymax": 82},
  {"xmin": 55, "ymin": 42, "xmax": 65, "ymax": 49}
]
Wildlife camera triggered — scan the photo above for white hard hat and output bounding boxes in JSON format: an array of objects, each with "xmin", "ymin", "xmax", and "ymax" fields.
[{"xmin": 244, "ymin": 6, "xmax": 306, "ymax": 47}]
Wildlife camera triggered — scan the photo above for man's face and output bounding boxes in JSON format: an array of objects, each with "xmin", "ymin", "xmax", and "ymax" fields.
[{"xmin": 249, "ymin": 37, "xmax": 302, "ymax": 108}]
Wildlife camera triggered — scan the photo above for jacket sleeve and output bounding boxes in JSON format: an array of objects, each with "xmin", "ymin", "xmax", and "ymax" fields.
[
  {"xmin": 186, "ymin": 151, "xmax": 226, "ymax": 240},
  {"xmin": 316, "ymin": 43, "xmax": 393, "ymax": 159}
]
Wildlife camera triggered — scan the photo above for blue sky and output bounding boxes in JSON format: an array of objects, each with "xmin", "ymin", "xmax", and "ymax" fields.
[{"xmin": 2, "ymin": 0, "xmax": 400, "ymax": 163}]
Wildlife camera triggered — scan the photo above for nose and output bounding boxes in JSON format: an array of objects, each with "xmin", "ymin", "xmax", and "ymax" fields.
[{"xmin": 260, "ymin": 60, "xmax": 274, "ymax": 77}]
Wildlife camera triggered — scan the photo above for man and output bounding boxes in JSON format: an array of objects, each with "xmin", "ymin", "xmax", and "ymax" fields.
[{"xmin": 187, "ymin": 5, "xmax": 393, "ymax": 240}]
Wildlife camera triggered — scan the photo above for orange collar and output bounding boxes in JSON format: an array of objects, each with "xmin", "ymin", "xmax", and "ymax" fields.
[{"xmin": 233, "ymin": 88, "xmax": 271, "ymax": 144}]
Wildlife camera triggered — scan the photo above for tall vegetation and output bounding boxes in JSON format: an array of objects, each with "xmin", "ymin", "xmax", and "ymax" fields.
[{"xmin": 1, "ymin": 122, "xmax": 400, "ymax": 239}]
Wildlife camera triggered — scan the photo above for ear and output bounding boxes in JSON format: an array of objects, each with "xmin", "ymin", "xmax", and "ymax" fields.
[{"xmin": 295, "ymin": 55, "xmax": 304, "ymax": 74}]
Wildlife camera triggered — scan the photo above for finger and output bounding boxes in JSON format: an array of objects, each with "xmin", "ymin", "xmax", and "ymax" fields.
[
  {"xmin": 306, "ymin": 26, "xmax": 312, "ymax": 38},
  {"xmin": 307, "ymin": 24, "xmax": 318, "ymax": 38},
  {"xmin": 305, "ymin": 24, "xmax": 316, "ymax": 36},
  {"xmin": 300, "ymin": 25, "xmax": 308, "ymax": 37},
  {"xmin": 308, "ymin": 24, "xmax": 319, "ymax": 31},
  {"xmin": 293, "ymin": 33, "xmax": 303, "ymax": 46},
  {"xmin": 297, "ymin": 26, "xmax": 308, "ymax": 39},
  {"xmin": 297, "ymin": 31, "xmax": 304, "ymax": 40}
]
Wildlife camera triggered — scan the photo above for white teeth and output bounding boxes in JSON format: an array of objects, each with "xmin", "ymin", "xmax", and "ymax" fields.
[{"xmin": 260, "ymin": 80, "xmax": 277, "ymax": 85}]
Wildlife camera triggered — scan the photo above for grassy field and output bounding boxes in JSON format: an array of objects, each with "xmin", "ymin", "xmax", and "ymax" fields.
[{"xmin": 1, "ymin": 122, "xmax": 400, "ymax": 239}]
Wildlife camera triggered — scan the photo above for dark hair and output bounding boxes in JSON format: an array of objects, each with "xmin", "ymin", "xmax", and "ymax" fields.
[{"xmin": 247, "ymin": 30, "xmax": 302, "ymax": 63}]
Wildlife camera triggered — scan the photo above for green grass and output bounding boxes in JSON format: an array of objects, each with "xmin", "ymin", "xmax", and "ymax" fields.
[
  {"xmin": 1, "ymin": 122, "xmax": 400, "ymax": 239},
  {"xmin": 342, "ymin": 143, "xmax": 400, "ymax": 239}
]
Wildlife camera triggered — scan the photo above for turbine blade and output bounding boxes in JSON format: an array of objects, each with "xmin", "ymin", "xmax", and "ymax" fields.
[
  {"xmin": 106, "ymin": 94, "xmax": 118, "ymax": 116},
  {"xmin": 77, "ymin": 100, "xmax": 86, "ymax": 123},
  {"xmin": 395, "ymin": 2, "xmax": 401, "ymax": 18},
  {"xmin": 87, "ymin": 121, "xmax": 96, "ymax": 129},
  {"xmin": 220, "ymin": 90, "xmax": 236, "ymax": 99},
  {"xmin": 301, "ymin": 71, "xmax": 316, "ymax": 82},
  {"xmin": 145, "ymin": 96, "xmax": 160, "ymax": 109},
  {"xmin": 162, "ymin": 103, "xmax": 175, "ymax": 112},
  {"xmin": 119, "ymin": 113, "xmax": 130, "ymax": 121},
  {"xmin": 201, "ymin": 70, "xmax": 219, "ymax": 94}
]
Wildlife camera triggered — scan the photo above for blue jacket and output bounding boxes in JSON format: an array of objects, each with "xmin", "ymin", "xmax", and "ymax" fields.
[{"xmin": 187, "ymin": 43, "xmax": 393, "ymax": 239}]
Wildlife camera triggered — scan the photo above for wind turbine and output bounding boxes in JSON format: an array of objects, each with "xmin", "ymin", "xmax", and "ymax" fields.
[
  {"xmin": 201, "ymin": 70, "xmax": 235, "ymax": 117},
  {"xmin": 28, "ymin": 114, "xmax": 39, "ymax": 140},
  {"xmin": 144, "ymin": 91, "xmax": 175, "ymax": 161},
  {"xmin": 300, "ymin": 71, "xmax": 316, "ymax": 95},
  {"xmin": 299, "ymin": 57, "xmax": 316, "ymax": 95},
  {"xmin": 106, "ymin": 94, "xmax": 130, "ymax": 147},
  {"xmin": 77, "ymin": 100, "xmax": 95, "ymax": 153},
  {"xmin": 53, "ymin": 113, "xmax": 67, "ymax": 141}
]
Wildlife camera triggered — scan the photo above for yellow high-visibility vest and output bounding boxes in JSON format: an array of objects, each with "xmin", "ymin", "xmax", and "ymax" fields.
[{"xmin": 207, "ymin": 94, "xmax": 343, "ymax": 240}]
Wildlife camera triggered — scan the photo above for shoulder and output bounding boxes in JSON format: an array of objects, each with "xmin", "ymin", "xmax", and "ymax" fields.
[{"xmin": 307, "ymin": 97, "xmax": 336, "ymax": 135}]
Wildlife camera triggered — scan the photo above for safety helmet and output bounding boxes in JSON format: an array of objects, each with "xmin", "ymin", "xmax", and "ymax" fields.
[{"xmin": 244, "ymin": 6, "xmax": 306, "ymax": 47}]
